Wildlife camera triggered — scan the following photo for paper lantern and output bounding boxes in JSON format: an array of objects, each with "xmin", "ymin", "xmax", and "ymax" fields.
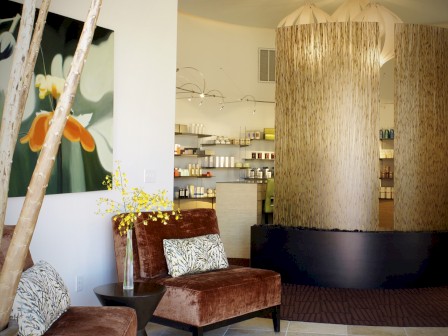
[
  {"xmin": 278, "ymin": 3, "xmax": 331, "ymax": 27},
  {"xmin": 353, "ymin": 2, "xmax": 403, "ymax": 65},
  {"xmin": 331, "ymin": 0, "xmax": 369, "ymax": 22}
]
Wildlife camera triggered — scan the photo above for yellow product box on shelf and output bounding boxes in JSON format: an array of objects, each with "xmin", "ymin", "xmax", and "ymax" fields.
[
  {"xmin": 180, "ymin": 124, "xmax": 188, "ymax": 133},
  {"xmin": 175, "ymin": 124, "xmax": 188, "ymax": 133},
  {"xmin": 174, "ymin": 124, "xmax": 188, "ymax": 133},
  {"xmin": 380, "ymin": 149, "xmax": 394, "ymax": 159},
  {"xmin": 264, "ymin": 128, "xmax": 275, "ymax": 140}
]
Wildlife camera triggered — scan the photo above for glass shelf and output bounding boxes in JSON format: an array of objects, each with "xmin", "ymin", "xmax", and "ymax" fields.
[
  {"xmin": 175, "ymin": 197, "xmax": 216, "ymax": 201},
  {"xmin": 203, "ymin": 167, "xmax": 241, "ymax": 169},
  {"xmin": 174, "ymin": 176, "xmax": 213, "ymax": 179},
  {"xmin": 175, "ymin": 132, "xmax": 213, "ymax": 138},
  {"xmin": 201, "ymin": 143, "xmax": 249, "ymax": 147},
  {"xmin": 174, "ymin": 154, "xmax": 210, "ymax": 158}
]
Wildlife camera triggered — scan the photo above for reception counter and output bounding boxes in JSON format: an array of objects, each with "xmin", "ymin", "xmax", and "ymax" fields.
[{"xmin": 216, "ymin": 181, "xmax": 266, "ymax": 259}]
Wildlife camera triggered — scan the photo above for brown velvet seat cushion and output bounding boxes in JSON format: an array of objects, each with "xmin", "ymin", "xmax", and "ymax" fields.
[
  {"xmin": 153, "ymin": 266, "xmax": 281, "ymax": 327},
  {"xmin": 133, "ymin": 208, "xmax": 220, "ymax": 278},
  {"xmin": 45, "ymin": 306, "xmax": 137, "ymax": 336}
]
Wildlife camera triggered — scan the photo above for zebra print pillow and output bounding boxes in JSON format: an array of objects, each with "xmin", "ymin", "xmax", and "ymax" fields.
[
  {"xmin": 163, "ymin": 234, "xmax": 229, "ymax": 277},
  {"xmin": 10, "ymin": 260, "xmax": 70, "ymax": 336}
]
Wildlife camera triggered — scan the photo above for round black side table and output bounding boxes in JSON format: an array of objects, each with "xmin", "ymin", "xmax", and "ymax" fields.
[{"xmin": 94, "ymin": 282, "xmax": 166, "ymax": 336}]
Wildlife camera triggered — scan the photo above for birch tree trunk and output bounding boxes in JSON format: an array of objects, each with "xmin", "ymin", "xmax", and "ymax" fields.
[
  {"xmin": 0, "ymin": 0, "xmax": 51, "ymax": 251},
  {"xmin": 0, "ymin": 0, "xmax": 102, "ymax": 329},
  {"xmin": 0, "ymin": 0, "xmax": 36, "ymax": 248}
]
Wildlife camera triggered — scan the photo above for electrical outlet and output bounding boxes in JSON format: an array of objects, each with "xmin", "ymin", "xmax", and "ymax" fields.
[
  {"xmin": 75, "ymin": 276, "xmax": 83, "ymax": 292},
  {"xmin": 144, "ymin": 169, "xmax": 156, "ymax": 183}
]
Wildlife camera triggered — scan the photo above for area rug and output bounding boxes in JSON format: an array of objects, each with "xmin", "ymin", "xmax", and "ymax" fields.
[{"xmin": 280, "ymin": 283, "xmax": 448, "ymax": 327}]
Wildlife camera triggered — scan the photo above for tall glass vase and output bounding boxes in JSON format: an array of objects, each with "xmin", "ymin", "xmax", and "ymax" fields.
[{"xmin": 123, "ymin": 228, "xmax": 134, "ymax": 290}]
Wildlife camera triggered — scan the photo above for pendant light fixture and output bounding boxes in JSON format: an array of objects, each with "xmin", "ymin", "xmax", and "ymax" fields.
[
  {"xmin": 279, "ymin": 0, "xmax": 403, "ymax": 66},
  {"xmin": 331, "ymin": 0, "xmax": 368, "ymax": 22},
  {"xmin": 353, "ymin": 1, "xmax": 403, "ymax": 65},
  {"xmin": 277, "ymin": 1, "xmax": 331, "ymax": 27},
  {"xmin": 331, "ymin": 0, "xmax": 403, "ymax": 65}
]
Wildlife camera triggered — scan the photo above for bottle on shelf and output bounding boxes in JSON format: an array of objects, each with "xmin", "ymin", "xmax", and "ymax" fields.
[
  {"xmin": 380, "ymin": 165, "xmax": 393, "ymax": 179},
  {"xmin": 379, "ymin": 128, "xmax": 395, "ymax": 140}
]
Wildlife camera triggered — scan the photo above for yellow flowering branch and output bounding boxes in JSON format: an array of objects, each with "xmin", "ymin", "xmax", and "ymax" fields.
[{"xmin": 96, "ymin": 164, "xmax": 180, "ymax": 235}]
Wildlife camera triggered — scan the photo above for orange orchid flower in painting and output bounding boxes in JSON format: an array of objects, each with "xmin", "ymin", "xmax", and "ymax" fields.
[
  {"xmin": 20, "ymin": 73, "xmax": 96, "ymax": 152},
  {"xmin": 20, "ymin": 111, "xmax": 96, "ymax": 152}
]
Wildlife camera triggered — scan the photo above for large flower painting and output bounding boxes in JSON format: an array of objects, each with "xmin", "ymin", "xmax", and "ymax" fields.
[{"xmin": 0, "ymin": 1, "xmax": 114, "ymax": 196}]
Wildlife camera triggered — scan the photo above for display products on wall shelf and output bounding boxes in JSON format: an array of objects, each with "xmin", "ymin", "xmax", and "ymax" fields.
[
  {"xmin": 379, "ymin": 131, "xmax": 394, "ymax": 200},
  {"xmin": 173, "ymin": 126, "xmax": 276, "ymax": 207}
]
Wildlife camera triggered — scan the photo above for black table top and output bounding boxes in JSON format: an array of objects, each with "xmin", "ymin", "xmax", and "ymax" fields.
[{"xmin": 94, "ymin": 282, "xmax": 166, "ymax": 299}]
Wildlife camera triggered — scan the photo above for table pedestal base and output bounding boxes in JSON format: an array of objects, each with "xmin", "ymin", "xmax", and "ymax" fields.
[{"xmin": 94, "ymin": 282, "xmax": 166, "ymax": 336}]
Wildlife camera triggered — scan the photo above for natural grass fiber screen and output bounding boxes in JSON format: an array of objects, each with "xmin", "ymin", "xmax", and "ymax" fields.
[
  {"xmin": 274, "ymin": 22, "xmax": 380, "ymax": 231},
  {"xmin": 394, "ymin": 24, "xmax": 448, "ymax": 231}
]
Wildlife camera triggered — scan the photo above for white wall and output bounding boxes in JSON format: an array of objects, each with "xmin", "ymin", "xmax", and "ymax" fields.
[
  {"xmin": 176, "ymin": 13, "xmax": 276, "ymax": 136},
  {"xmin": 176, "ymin": 13, "xmax": 400, "ymax": 137},
  {"xmin": 6, "ymin": 0, "xmax": 178, "ymax": 305}
]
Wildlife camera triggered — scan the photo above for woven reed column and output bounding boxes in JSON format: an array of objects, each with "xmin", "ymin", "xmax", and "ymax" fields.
[
  {"xmin": 274, "ymin": 22, "xmax": 380, "ymax": 231},
  {"xmin": 394, "ymin": 24, "xmax": 448, "ymax": 231}
]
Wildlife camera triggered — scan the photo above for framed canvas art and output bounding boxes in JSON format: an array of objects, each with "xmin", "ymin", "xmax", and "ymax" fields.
[{"xmin": 0, "ymin": 1, "xmax": 114, "ymax": 196}]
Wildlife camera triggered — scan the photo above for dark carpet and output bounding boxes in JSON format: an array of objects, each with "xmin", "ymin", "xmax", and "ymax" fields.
[
  {"xmin": 228, "ymin": 258, "xmax": 448, "ymax": 327},
  {"xmin": 280, "ymin": 283, "xmax": 448, "ymax": 327}
]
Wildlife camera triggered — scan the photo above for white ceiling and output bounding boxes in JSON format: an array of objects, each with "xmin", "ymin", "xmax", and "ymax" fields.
[{"xmin": 178, "ymin": 0, "xmax": 448, "ymax": 29}]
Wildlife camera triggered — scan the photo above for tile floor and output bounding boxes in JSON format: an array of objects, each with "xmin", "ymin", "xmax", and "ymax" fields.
[{"xmin": 146, "ymin": 318, "xmax": 448, "ymax": 336}]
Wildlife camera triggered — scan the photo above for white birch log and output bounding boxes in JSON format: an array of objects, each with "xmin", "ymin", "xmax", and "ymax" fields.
[
  {"xmin": 0, "ymin": 0, "xmax": 102, "ymax": 329},
  {"xmin": 0, "ymin": 0, "xmax": 35, "ymax": 248}
]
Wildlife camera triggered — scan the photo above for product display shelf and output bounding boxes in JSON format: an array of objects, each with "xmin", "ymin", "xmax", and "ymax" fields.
[
  {"xmin": 175, "ymin": 196, "xmax": 216, "ymax": 200},
  {"xmin": 173, "ymin": 196, "xmax": 216, "ymax": 210},
  {"xmin": 379, "ymin": 134, "xmax": 394, "ymax": 202},
  {"xmin": 175, "ymin": 132, "xmax": 213, "ymax": 138},
  {"xmin": 174, "ymin": 154, "xmax": 209, "ymax": 158},
  {"xmin": 250, "ymin": 138, "xmax": 275, "ymax": 142},
  {"xmin": 201, "ymin": 143, "xmax": 249, "ymax": 147},
  {"xmin": 174, "ymin": 127, "xmax": 275, "ymax": 209},
  {"xmin": 203, "ymin": 167, "xmax": 241, "ymax": 169},
  {"xmin": 174, "ymin": 176, "xmax": 213, "ymax": 179},
  {"xmin": 243, "ymin": 177, "xmax": 269, "ymax": 182}
]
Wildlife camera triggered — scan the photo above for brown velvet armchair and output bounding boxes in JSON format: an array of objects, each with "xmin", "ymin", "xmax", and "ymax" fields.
[
  {"xmin": 0, "ymin": 225, "xmax": 137, "ymax": 336},
  {"xmin": 112, "ymin": 208, "xmax": 282, "ymax": 336}
]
